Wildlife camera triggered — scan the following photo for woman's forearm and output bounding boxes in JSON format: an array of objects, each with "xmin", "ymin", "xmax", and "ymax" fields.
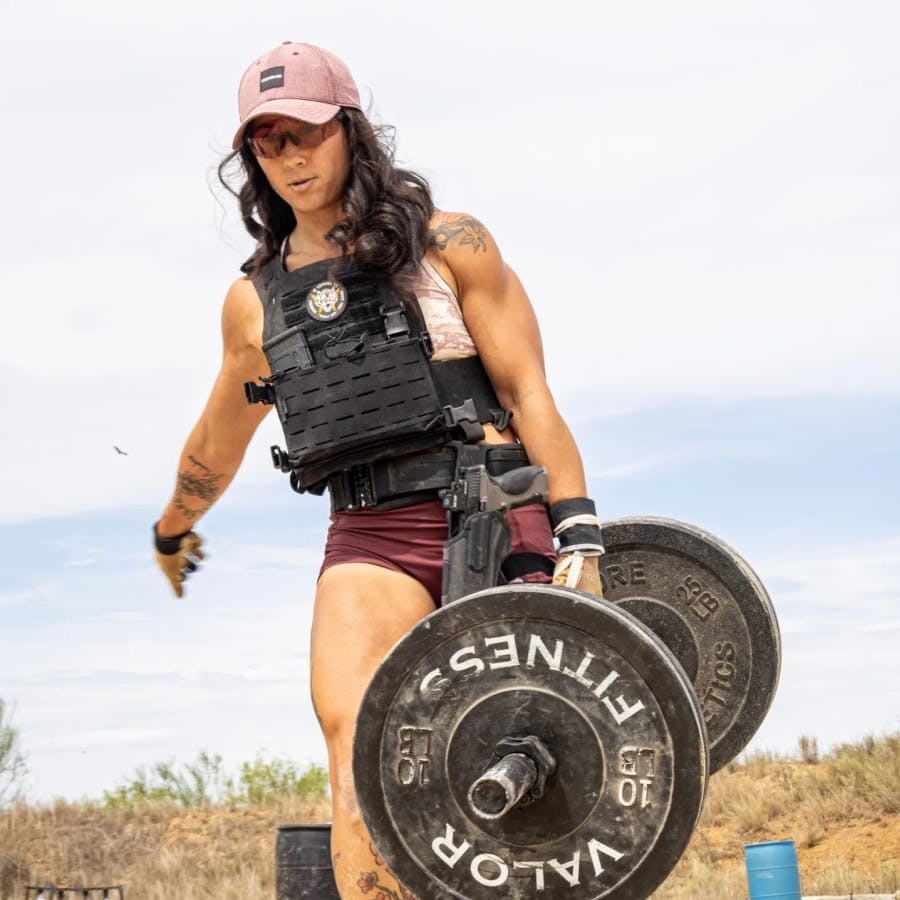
[
  {"xmin": 156, "ymin": 422, "xmax": 245, "ymax": 536},
  {"xmin": 507, "ymin": 387, "xmax": 589, "ymax": 505}
]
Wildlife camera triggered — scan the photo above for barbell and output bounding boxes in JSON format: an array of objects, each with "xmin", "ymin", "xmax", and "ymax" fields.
[{"xmin": 352, "ymin": 516, "xmax": 780, "ymax": 899}]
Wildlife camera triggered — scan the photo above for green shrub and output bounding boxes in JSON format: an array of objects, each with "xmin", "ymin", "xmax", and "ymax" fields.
[
  {"xmin": 102, "ymin": 752, "xmax": 328, "ymax": 809},
  {"xmin": 102, "ymin": 751, "xmax": 228, "ymax": 809},
  {"xmin": 230, "ymin": 756, "xmax": 328, "ymax": 807},
  {"xmin": 0, "ymin": 698, "xmax": 27, "ymax": 807}
]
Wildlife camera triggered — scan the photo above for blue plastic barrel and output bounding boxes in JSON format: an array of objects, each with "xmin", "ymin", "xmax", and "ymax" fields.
[{"xmin": 744, "ymin": 839, "xmax": 802, "ymax": 899}]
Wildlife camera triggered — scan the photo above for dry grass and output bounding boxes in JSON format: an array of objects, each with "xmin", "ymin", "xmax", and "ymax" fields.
[
  {"xmin": 1, "ymin": 733, "xmax": 898, "ymax": 899},
  {"xmin": 0, "ymin": 796, "xmax": 329, "ymax": 900},
  {"xmin": 654, "ymin": 732, "xmax": 900, "ymax": 899}
]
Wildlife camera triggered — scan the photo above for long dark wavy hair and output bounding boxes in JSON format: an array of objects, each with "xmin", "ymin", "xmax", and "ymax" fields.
[{"xmin": 218, "ymin": 109, "xmax": 434, "ymax": 293}]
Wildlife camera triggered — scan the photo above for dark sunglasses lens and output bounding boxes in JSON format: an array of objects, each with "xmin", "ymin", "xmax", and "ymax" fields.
[
  {"xmin": 248, "ymin": 122, "xmax": 333, "ymax": 158},
  {"xmin": 248, "ymin": 133, "xmax": 278, "ymax": 158}
]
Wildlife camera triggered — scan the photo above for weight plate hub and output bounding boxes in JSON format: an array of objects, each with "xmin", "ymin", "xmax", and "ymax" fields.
[
  {"xmin": 354, "ymin": 585, "xmax": 707, "ymax": 900},
  {"xmin": 600, "ymin": 517, "xmax": 781, "ymax": 773}
]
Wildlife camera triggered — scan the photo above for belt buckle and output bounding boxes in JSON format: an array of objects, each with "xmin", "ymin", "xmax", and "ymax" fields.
[{"xmin": 349, "ymin": 464, "xmax": 377, "ymax": 510}]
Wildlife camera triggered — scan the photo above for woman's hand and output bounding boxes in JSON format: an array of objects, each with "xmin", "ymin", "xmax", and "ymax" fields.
[
  {"xmin": 154, "ymin": 525, "xmax": 205, "ymax": 598},
  {"xmin": 549, "ymin": 498, "xmax": 605, "ymax": 598}
]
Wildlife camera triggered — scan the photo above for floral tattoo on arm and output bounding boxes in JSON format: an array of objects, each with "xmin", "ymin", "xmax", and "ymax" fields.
[{"xmin": 428, "ymin": 215, "xmax": 488, "ymax": 254}]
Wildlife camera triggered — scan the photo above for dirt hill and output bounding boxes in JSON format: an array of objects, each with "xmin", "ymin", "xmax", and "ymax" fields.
[{"xmin": 656, "ymin": 740, "xmax": 900, "ymax": 898}]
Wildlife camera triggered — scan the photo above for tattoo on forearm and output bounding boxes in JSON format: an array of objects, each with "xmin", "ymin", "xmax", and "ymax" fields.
[
  {"xmin": 177, "ymin": 467, "xmax": 222, "ymax": 503},
  {"xmin": 357, "ymin": 842, "xmax": 419, "ymax": 899},
  {"xmin": 188, "ymin": 454, "xmax": 211, "ymax": 474},
  {"xmin": 428, "ymin": 215, "xmax": 488, "ymax": 254},
  {"xmin": 173, "ymin": 499, "xmax": 203, "ymax": 521},
  {"xmin": 173, "ymin": 457, "xmax": 223, "ymax": 519}
]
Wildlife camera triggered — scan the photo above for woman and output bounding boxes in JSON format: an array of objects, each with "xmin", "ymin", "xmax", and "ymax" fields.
[{"xmin": 153, "ymin": 41, "xmax": 604, "ymax": 897}]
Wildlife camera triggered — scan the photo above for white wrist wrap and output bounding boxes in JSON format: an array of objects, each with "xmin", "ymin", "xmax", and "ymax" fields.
[{"xmin": 552, "ymin": 514, "xmax": 603, "ymax": 535}]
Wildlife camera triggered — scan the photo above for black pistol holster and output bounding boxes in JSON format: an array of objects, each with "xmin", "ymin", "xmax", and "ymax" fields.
[{"xmin": 440, "ymin": 442, "xmax": 549, "ymax": 604}]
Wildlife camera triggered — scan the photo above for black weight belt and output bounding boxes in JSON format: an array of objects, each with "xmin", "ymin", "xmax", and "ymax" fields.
[{"xmin": 327, "ymin": 444, "xmax": 530, "ymax": 513}]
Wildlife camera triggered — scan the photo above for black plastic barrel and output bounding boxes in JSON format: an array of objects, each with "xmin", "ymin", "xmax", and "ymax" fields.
[{"xmin": 275, "ymin": 823, "xmax": 340, "ymax": 899}]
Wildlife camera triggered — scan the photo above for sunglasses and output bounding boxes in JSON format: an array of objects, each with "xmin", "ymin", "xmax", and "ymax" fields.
[{"xmin": 246, "ymin": 111, "xmax": 345, "ymax": 159}]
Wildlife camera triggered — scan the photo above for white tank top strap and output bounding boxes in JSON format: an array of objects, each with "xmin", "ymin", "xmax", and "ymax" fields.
[{"xmin": 413, "ymin": 258, "xmax": 476, "ymax": 361}]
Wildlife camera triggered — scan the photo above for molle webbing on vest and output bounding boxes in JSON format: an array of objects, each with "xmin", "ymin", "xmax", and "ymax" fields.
[{"xmin": 246, "ymin": 255, "xmax": 510, "ymax": 491}]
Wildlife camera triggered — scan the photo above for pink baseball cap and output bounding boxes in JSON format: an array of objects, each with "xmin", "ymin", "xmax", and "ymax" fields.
[{"xmin": 232, "ymin": 42, "xmax": 362, "ymax": 148}]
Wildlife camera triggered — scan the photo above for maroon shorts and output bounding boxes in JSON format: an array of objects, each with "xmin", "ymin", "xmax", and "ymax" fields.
[{"xmin": 319, "ymin": 499, "xmax": 556, "ymax": 606}]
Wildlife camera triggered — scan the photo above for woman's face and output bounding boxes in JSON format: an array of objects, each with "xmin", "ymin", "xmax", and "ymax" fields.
[{"xmin": 248, "ymin": 114, "xmax": 351, "ymax": 220}]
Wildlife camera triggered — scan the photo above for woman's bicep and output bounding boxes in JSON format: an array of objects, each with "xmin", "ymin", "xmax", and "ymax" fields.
[
  {"xmin": 442, "ymin": 224, "xmax": 548, "ymax": 407},
  {"xmin": 196, "ymin": 280, "xmax": 272, "ymax": 456},
  {"xmin": 465, "ymin": 273, "xmax": 548, "ymax": 405}
]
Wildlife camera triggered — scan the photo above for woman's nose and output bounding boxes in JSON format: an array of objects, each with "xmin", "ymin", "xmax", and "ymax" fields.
[{"xmin": 282, "ymin": 140, "xmax": 309, "ymax": 164}]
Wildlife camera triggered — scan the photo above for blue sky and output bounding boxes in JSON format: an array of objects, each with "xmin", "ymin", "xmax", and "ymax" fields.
[{"xmin": 2, "ymin": 0, "xmax": 899, "ymax": 801}]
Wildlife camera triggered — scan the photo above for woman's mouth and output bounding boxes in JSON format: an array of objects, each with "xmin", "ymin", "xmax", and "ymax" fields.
[{"xmin": 288, "ymin": 177, "xmax": 315, "ymax": 193}]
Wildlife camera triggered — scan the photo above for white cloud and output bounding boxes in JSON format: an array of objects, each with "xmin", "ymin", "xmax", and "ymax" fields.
[
  {"xmin": 744, "ymin": 534, "xmax": 900, "ymax": 756},
  {"xmin": 856, "ymin": 619, "xmax": 900, "ymax": 634},
  {"xmin": 758, "ymin": 536, "xmax": 900, "ymax": 615},
  {"xmin": 42, "ymin": 727, "xmax": 175, "ymax": 752},
  {"xmin": 214, "ymin": 541, "xmax": 325, "ymax": 573},
  {"xmin": 0, "ymin": 584, "xmax": 57, "ymax": 609}
]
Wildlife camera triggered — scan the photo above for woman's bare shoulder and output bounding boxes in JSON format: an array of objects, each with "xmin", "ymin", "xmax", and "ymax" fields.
[
  {"xmin": 221, "ymin": 276, "xmax": 265, "ymax": 350},
  {"xmin": 427, "ymin": 209, "xmax": 503, "ymax": 297},
  {"xmin": 427, "ymin": 209, "xmax": 492, "ymax": 256}
]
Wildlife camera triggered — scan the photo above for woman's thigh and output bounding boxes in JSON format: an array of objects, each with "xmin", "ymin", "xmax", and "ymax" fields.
[{"xmin": 310, "ymin": 562, "xmax": 436, "ymax": 748}]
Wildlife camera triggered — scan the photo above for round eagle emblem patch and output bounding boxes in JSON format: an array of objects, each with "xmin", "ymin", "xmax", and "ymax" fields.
[{"xmin": 306, "ymin": 280, "xmax": 348, "ymax": 322}]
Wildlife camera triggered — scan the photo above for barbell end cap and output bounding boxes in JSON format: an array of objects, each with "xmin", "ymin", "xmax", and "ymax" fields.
[{"xmin": 467, "ymin": 752, "xmax": 538, "ymax": 820}]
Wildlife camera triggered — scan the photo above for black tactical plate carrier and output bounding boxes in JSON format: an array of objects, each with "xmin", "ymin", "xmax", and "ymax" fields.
[{"xmin": 245, "ymin": 255, "xmax": 510, "ymax": 493}]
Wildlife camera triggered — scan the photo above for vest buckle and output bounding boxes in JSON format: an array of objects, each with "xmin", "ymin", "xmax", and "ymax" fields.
[
  {"xmin": 270, "ymin": 445, "xmax": 291, "ymax": 472},
  {"xmin": 244, "ymin": 380, "xmax": 277, "ymax": 405},
  {"xmin": 380, "ymin": 304, "xmax": 410, "ymax": 339},
  {"xmin": 491, "ymin": 408, "xmax": 513, "ymax": 432},
  {"xmin": 443, "ymin": 399, "xmax": 485, "ymax": 444}
]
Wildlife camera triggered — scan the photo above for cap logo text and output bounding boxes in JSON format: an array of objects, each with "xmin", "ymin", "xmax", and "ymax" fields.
[{"xmin": 260, "ymin": 66, "xmax": 285, "ymax": 92}]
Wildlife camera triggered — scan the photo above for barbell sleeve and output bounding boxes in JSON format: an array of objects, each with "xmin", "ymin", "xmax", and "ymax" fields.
[{"xmin": 467, "ymin": 752, "xmax": 538, "ymax": 820}]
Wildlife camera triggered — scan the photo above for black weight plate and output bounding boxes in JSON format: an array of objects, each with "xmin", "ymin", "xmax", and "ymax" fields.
[
  {"xmin": 600, "ymin": 517, "xmax": 781, "ymax": 773},
  {"xmin": 354, "ymin": 585, "xmax": 707, "ymax": 900}
]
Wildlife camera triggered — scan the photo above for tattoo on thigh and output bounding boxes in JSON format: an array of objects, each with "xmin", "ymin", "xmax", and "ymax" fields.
[
  {"xmin": 428, "ymin": 215, "xmax": 488, "ymax": 254},
  {"xmin": 356, "ymin": 842, "xmax": 419, "ymax": 899}
]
